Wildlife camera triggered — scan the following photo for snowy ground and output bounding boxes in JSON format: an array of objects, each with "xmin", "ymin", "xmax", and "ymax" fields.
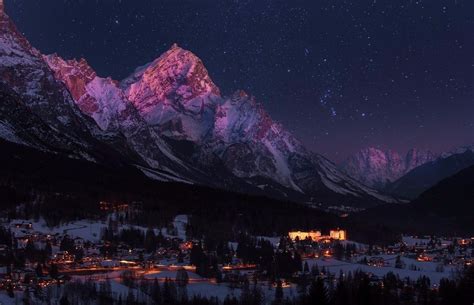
[
  {"xmin": 5, "ymin": 214, "xmax": 190, "ymax": 243},
  {"xmin": 402, "ymin": 236, "xmax": 453, "ymax": 247},
  {"xmin": 63, "ymin": 270, "xmax": 297, "ymax": 302},
  {"xmin": 9, "ymin": 218, "xmax": 105, "ymax": 242},
  {"xmin": 305, "ymin": 255, "xmax": 458, "ymax": 286}
]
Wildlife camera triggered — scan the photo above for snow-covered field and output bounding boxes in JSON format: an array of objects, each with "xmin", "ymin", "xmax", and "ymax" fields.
[
  {"xmin": 402, "ymin": 236, "xmax": 453, "ymax": 247},
  {"xmin": 305, "ymin": 255, "xmax": 458, "ymax": 286},
  {"xmin": 6, "ymin": 214, "xmax": 190, "ymax": 243}
]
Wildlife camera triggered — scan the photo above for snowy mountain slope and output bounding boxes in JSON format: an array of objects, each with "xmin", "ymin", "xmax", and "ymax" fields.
[
  {"xmin": 43, "ymin": 54, "xmax": 201, "ymax": 181},
  {"xmin": 0, "ymin": 8, "xmax": 124, "ymax": 162},
  {"xmin": 0, "ymin": 7, "xmax": 280, "ymax": 197},
  {"xmin": 123, "ymin": 46, "xmax": 398, "ymax": 207},
  {"xmin": 0, "ymin": 83, "xmax": 89, "ymax": 153},
  {"xmin": 0, "ymin": 3, "xmax": 397, "ymax": 207},
  {"xmin": 0, "ymin": 10, "xmax": 96, "ymax": 139},
  {"xmin": 123, "ymin": 43, "xmax": 221, "ymax": 143},
  {"xmin": 0, "ymin": 6, "xmax": 186, "ymax": 172},
  {"xmin": 341, "ymin": 147, "xmax": 436, "ymax": 189}
]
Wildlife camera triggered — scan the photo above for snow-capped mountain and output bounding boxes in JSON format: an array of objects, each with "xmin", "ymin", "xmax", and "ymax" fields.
[
  {"xmin": 0, "ymin": 4, "xmax": 396, "ymax": 208},
  {"xmin": 386, "ymin": 146, "xmax": 474, "ymax": 199},
  {"xmin": 341, "ymin": 147, "xmax": 436, "ymax": 189},
  {"xmin": 122, "ymin": 45, "xmax": 397, "ymax": 207},
  {"xmin": 43, "ymin": 54, "xmax": 203, "ymax": 182},
  {"xmin": 122, "ymin": 43, "xmax": 221, "ymax": 143},
  {"xmin": 0, "ymin": 6, "xmax": 108, "ymax": 161}
]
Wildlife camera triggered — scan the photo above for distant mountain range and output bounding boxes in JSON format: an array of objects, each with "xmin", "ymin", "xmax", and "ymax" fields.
[
  {"xmin": 0, "ymin": 7, "xmax": 397, "ymax": 209},
  {"xmin": 341, "ymin": 147, "xmax": 436, "ymax": 189},
  {"xmin": 341, "ymin": 146, "xmax": 474, "ymax": 200},
  {"xmin": 386, "ymin": 147, "xmax": 474, "ymax": 199}
]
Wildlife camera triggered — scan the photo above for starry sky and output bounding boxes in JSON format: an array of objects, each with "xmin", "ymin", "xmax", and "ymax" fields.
[{"xmin": 5, "ymin": 0, "xmax": 474, "ymax": 161}]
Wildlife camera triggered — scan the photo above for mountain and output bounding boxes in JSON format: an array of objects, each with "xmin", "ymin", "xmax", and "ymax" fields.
[
  {"xmin": 42, "ymin": 53, "xmax": 209, "ymax": 183},
  {"xmin": 410, "ymin": 164, "xmax": 474, "ymax": 227},
  {"xmin": 122, "ymin": 43, "xmax": 221, "ymax": 143},
  {"xmin": 355, "ymin": 164, "xmax": 474, "ymax": 236},
  {"xmin": 386, "ymin": 147, "xmax": 474, "ymax": 199},
  {"xmin": 0, "ymin": 5, "xmax": 395, "ymax": 208},
  {"xmin": 341, "ymin": 147, "xmax": 435, "ymax": 189},
  {"xmin": 0, "ymin": 5, "xmax": 135, "ymax": 163},
  {"xmin": 121, "ymin": 45, "xmax": 396, "ymax": 208}
]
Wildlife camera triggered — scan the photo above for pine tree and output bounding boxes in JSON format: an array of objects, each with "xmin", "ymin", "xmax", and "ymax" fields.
[
  {"xmin": 151, "ymin": 279, "xmax": 162, "ymax": 305},
  {"xmin": 126, "ymin": 288, "xmax": 135, "ymax": 305},
  {"xmin": 49, "ymin": 263, "xmax": 59, "ymax": 279},
  {"xmin": 35, "ymin": 263, "xmax": 43, "ymax": 277},
  {"xmin": 144, "ymin": 228, "xmax": 157, "ymax": 253},
  {"xmin": 23, "ymin": 288, "xmax": 30, "ymax": 305},
  {"xmin": 274, "ymin": 280, "xmax": 284, "ymax": 305},
  {"xmin": 45, "ymin": 241, "xmax": 53, "ymax": 257},
  {"xmin": 303, "ymin": 261, "xmax": 309, "ymax": 274},
  {"xmin": 308, "ymin": 278, "xmax": 328, "ymax": 305},
  {"xmin": 59, "ymin": 295, "xmax": 69, "ymax": 305}
]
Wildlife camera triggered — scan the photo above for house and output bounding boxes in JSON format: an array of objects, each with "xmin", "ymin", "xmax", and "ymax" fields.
[
  {"xmin": 330, "ymin": 230, "xmax": 347, "ymax": 241},
  {"xmin": 289, "ymin": 231, "xmax": 322, "ymax": 242}
]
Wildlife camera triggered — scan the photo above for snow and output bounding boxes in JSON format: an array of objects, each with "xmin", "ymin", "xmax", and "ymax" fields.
[
  {"xmin": 441, "ymin": 144, "xmax": 474, "ymax": 158},
  {"xmin": 3, "ymin": 10, "xmax": 399, "ymax": 209},
  {"xmin": 186, "ymin": 282, "xmax": 240, "ymax": 299},
  {"xmin": 144, "ymin": 270, "xmax": 202, "ymax": 280},
  {"xmin": 263, "ymin": 138, "xmax": 303, "ymax": 193},
  {"xmin": 6, "ymin": 213, "xmax": 191, "ymax": 248},
  {"xmin": 123, "ymin": 44, "xmax": 220, "ymax": 144},
  {"xmin": 0, "ymin": 120, "xmax": 26, "ymax": 145},
  {"xmin": 139, "ymin": 166, "xmax": 194, "ymax": 185},
  {"xmin": 256, "ymin": 236, "xmax": 281, "ymax": 247},
  {"xmin": 402, "ymin": 236, "xmax": 452, "ymax": 247},
  {"xmin": 0, "ymin": 292, "xmax": 22, "ymax": 305},
  {"xmin": 85, "ymin": 77, "xmax": 127, "ymax": 131},
  {"xmin": 341, "ymin": 147, "xmax": 436, "ymax": 189},
  {"xmin": 9, "ymin": 218, "xmax": 106, "ymax": 242},
  {"xmin": 172, "ymin": 215, "xmax": 188, "ymax": 240},
  {"xmin": 305, "ymin": 255, "xmax": 458, "ymax": 286},
  {"xmin": 317, "ymin": 157, "xmax": 398, "ymax": 203}
]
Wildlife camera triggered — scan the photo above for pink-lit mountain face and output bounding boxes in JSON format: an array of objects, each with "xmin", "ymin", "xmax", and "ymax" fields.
[
  {"xmin": 43, "ymin": 54, "xmax": 197, "ymax": 178},
  {"xmin": 0, "ymin": 7, "xmax": 203, "ymax": 181},
  {"xmin": 119, "ymin": 45, "xmax": 397, "ymax": 207},
  {"xmin": 0, "ymin": 5, "xmax": 397, "ymax": 207},
  {"xmin": 341, "ymin": 147, "xmax": 436, "ymax": 189},
  {"xmin": 0, "ymin": 7, "xmax": 105, "ymax": 159},
  {"xmin": 122, "ymin": 44, "xmax": 221, "ymax": 143}
]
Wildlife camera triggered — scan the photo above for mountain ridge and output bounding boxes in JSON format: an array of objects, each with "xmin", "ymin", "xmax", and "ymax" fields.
[
  {"xmin": 386, "ymin": 148, "xmax": 474, "ymax": 199},
  {"xmin": 0, "ymin": 7, "xmax": 396, "ymax": 208},
  {"xmin": 341, "ymin": 147, "xmax": 436, "ymax": 189}
]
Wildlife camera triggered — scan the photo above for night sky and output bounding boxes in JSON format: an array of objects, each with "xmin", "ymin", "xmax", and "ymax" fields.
[{"xmin": 5, "ymin": 0, "xmax": 474, "ymax": 161}]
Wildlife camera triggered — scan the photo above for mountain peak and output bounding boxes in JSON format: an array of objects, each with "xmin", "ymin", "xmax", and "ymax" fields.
[
  {"xmin": 124, "ymin": 44, "xmax": 220, "ymax": 103},
  {"xmin": 170, "ymin": 42, "xmax": 180, "ymax": 50},
  {"xmin": 122, "ymin": 44, "xmax": 222, "ymax": 142},
  {"xmin": 0, "ymin": 11, "xmax": 398, "ymax": 207},
  {"xmin": 233, "ymin": 90, "xmax": 250, "ymax": 99}
]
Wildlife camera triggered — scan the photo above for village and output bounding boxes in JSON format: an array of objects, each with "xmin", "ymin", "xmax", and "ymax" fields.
[{"xmin": 0, "ymin": 205, "xmax": 472, "ymax": 302}]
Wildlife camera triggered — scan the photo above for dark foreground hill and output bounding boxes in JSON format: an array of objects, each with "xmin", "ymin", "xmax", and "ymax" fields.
[{"xmin": 355, "ymin": 165, "xmax": 474, "ymax": 236}]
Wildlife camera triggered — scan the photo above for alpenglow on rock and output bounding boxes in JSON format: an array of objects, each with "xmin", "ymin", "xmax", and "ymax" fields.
[
  {"xmin": 341, "ymin": 147, "xmax": 436, "ymax": 189},
  {"xmin": 120, "ymin": 45, "xmax": 397, "ymax": 207},
  {"xmin": 0, "ymin": 4, "xmax": 397, "ymax": 208}
]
